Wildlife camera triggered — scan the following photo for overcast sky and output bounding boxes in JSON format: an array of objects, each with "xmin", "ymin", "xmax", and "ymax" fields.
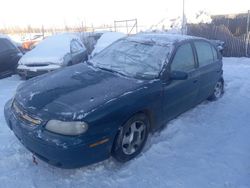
[{"xmin": 0, "ymin": 0, "xmax": 249, "ymax": 28}]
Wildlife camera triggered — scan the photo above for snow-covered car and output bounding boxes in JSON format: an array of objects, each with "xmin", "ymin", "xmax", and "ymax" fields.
[
  {"xmin": 4, "ymin": 33, "xmax": 224, "ymax": 168},
  {"xmin": 91, "ymin": 32, "xmax": 126, "ymax": 57},
  {"xmin": 17, "ymin": 33, "xmax": 88, "ymax": 79},
  {"xmin": 0, "ymin": 34, "xmax": 23, "ymax": 78}
]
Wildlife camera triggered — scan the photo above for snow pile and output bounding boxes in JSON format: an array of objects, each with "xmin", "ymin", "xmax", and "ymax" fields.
[
  {"xmin": 190, "ymin": 10, "xmax": 212, "ymax": 24},
  {"xmin": 18, "ymin": 33, "xmax": 83, "ymax": 65},
  {"xmin": 0, "ymin": 58, "xmax": 250, "ymax": 187},
  {"xmin": 91, "ymin": 32, "xmax": 126, "ymax": 57}
]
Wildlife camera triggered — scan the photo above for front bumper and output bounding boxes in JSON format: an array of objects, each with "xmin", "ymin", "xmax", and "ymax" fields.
[{"xmin": 4, "ymin": 100, "xmax": 113, "ymax": 168}]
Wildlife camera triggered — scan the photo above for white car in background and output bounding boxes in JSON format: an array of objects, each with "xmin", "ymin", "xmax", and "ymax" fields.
[
  {"xmin": 91, "ymin": 32, "xmax": 126, "ymax": 57},
  {"xmin": 17, "ymin": 33, "xmax": 88, "ymax": 79}
]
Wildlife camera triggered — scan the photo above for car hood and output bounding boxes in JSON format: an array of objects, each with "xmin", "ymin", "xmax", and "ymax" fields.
[
  {"xmin": 18, "ymin": 49, "xmax": 66, "ymax": 65},
  {"xmin": 18, "ymin": 55, "xmax": 64, "ymax": 65},
  {"xmin": 15, "ymin": 63, "xmax": 147, "ymax": 120}
]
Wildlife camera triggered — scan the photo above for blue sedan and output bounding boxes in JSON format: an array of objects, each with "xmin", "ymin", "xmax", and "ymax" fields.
[{"xmin": 4, "ymin": 33, "xmax": 224, "ymax": 168}]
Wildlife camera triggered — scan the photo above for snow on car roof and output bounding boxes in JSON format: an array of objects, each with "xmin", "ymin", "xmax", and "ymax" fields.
[
  {"xmin": 0, "ymin": 33, "xmax": 8, "ymax": 38},
  {"xmin": 19, "ymin": 33, "xmax": 83, "ymax": 64},
  {"xmin": 127, "ymin": 32, "xmax": 200, "ymax": 46},
  {"xmin": 34, "ymin": 33, "xmax": 80, "ymax": 52},
  {"xmin": 0, "ymin": 33, "xmax": 12, "ymax": 40},
  {"xmin": 0, "ymin": 33, "xmax": 20, "ymax": 48}
]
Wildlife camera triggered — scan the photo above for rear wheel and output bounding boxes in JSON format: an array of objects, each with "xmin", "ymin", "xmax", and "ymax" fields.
[
  {"xmin": 208, "ymin": 79, "xmax": 224, "ymax": 101},
  {"xmin": 112, "ymin": 113, "xmax": 149, "ymax": 162},
  {"xmin": 68, "ymin": 61, "xmax": 73, "ymax": 66}
]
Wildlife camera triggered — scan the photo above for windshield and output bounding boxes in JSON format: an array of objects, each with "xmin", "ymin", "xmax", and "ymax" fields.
[{"xmin": 90, "ymin": 39, "xmax": 171, "ymax": 79}]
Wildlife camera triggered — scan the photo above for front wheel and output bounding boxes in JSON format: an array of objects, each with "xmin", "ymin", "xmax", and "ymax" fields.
[
  {"xmin": 112, "ymin": 113, "xmax": 149, "ymax": 162},
  {"xmin": 208, "ymin": 79, "xmax": 224, "ymax": 101}
]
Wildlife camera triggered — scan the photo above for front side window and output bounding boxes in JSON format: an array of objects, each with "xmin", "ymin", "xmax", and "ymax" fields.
[
  {"xmin": 195, "ymin": 41, "xmax": 214, "ymax": 66},
  {"xmin": 90, "ymin": 39, "xmax": 171, "ymax": 79},
  {"xmin": 171, "ymin": 43, "xmax": 195, "ymax": 72}
]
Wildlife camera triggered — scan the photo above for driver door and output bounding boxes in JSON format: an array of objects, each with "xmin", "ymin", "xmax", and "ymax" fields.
[{"xmin": 163, "ymin": 42, "xmax": 200, "ymax": 122}]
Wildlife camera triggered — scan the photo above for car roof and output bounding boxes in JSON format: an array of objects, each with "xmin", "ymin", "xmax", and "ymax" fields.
[
  {"xmin": 127, "ymin": 32, "xmax": 203, "ymax": 46},
  {"xmin": 0, "ymin": 34, "xmax": 19, "ymax": 47},
  {"xmin": 0, "ymin": 34, "xmax": 11, "ymax": 40}
]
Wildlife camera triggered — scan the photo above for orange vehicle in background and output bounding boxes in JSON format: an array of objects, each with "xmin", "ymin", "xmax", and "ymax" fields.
[{"xmin": 21, "ymin": 34, "xmax": 44, "ymax": 50}]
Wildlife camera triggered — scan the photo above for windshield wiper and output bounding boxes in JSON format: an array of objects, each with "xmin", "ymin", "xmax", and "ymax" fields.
[{"xmin": 96, "ymin": 66, "xmax": 127, "ymax": 77}]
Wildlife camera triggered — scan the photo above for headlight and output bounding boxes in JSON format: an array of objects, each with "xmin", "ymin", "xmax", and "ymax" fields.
[{"xmin": 45, "ymin": 120, "xmax": 88, "ymax": 136}]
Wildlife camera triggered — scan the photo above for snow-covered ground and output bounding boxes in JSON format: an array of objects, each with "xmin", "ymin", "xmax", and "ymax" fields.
[{"xmin": 0, "ymin": 57, "xmax": 250, "ymax": 188}]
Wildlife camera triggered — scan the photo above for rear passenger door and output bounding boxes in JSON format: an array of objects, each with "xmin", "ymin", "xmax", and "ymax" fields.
[{"xmin": 194, "ymin": 40, "xmax": 223, "ymax": 103}]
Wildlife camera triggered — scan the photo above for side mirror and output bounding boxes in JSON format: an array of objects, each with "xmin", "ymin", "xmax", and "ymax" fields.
[{"xmin": 170, "ymin": 71, "xmax": 188, "ymax": 80}]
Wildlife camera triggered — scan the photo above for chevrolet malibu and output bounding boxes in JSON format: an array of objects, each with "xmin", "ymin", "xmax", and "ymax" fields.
[{"xmin": 4, "ymin": 33, "xmax": 224, "ymax": 168}]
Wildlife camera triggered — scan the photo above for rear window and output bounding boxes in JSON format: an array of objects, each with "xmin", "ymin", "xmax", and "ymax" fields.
[
  {"xmin": 194, "ymin": 41, "xmax": 214, "ymax": 66},
  {"xmin": 0, "ymin": 38, "xmax": 16, "ymax": 53}
]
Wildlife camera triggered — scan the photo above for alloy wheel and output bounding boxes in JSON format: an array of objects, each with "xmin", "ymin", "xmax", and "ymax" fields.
[
  {"xmin": 214, "ymin": 81, "xmax": 223, "ymax": 98},
  {"xmin": 121, "ymin": 121, "xmax": 146, "ymax": 155}
]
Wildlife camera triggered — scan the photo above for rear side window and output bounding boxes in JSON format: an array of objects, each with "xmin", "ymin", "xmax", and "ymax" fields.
[
  {"xmin": 211, "ymin": 46, "xmax": 219, "ymax": 61},
  {"xmin": 171, "ymin": 43, "xmax": 195, "ymax": 72},
  {"xmin": 194, "ymin": 41, "xmax": 214, "ymax": 66},
  {"xmin": 0, "ymin": 38, "xmax": 16, "ymax": 53}
]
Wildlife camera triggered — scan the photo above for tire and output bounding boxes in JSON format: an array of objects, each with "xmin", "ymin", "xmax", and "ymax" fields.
[
  {"xmin": 208, "ymin": 79, "xmax": 224, "ymax": 101},
  {"xmin": 112, "ymin": 113, "xmax": 150, "ymax": 162},
  {"xmin": 68, "ymin": 61, "xmax": 73, "ymax": 66}
]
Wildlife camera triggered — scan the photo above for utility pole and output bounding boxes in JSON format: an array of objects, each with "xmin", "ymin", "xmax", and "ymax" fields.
[
  {"xmin": 181, "ymin": 0, "xmax": 185, "ymax": 35},
  {"xmin": 246, "ymin": 10, "xmax": 250, "ymax": 57}
]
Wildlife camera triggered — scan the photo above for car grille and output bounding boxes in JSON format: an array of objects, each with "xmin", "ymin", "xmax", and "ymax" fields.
[{"xmin": 12, "ymin": 100, "xmax": 42, "ymax": 126}]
